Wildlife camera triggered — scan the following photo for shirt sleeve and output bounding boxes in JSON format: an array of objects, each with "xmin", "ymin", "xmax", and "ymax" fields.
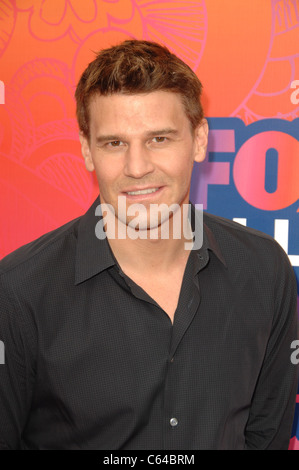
[
  {"xmin": 244, "ymin": 240, "xmax": 299, "ymax": 450},
  {"xmin": 0, "ymin": 274, "xmax": 36, "ymax": 450}
]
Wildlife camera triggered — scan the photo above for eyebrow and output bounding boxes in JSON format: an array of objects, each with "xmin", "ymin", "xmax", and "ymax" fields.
[
  {"xmin": 95, "ymin": 128, "xmax": 179, "ymax": 144},
  {"xmin": 145, "ymin": 128, "xmax": 179, "ymax": 138}
]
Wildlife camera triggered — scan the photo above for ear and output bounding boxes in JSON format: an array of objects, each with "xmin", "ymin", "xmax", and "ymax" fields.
[
  {"xmin": 193, "ymin": 119, "xmax": 209, "ymax": 163},
  {"xmin": 79, "ymin": 131, "xmax": 94, "ymax": 172}
]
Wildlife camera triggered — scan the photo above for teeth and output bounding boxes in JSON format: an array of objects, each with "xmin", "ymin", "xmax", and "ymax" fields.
[{"xmin": 126, "ymin": 188, "xmax": 159, "ymax": 195}]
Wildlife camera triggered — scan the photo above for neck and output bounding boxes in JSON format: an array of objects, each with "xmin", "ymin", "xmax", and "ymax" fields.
[{"xmin": 104, "ymin": 207, "xmax": 194, "ymax": 272}]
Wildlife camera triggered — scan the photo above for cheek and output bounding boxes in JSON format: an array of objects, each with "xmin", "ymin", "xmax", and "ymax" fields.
[
  {"xmin": 171, "ymin": 154, "xmax": 194, "ymax": 181},
  {"xmin": 94, "ymin": 161, "xmax": 122, "ymax": 192}
]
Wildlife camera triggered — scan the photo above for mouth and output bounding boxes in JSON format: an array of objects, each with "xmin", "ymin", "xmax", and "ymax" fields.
[
  {"xmin": 126, "ymin": 187, "xmax": 160, "ymax": 196},
  {"xmin": 121, "ymin": 186, "xmax": 164, "ymax": 199}
]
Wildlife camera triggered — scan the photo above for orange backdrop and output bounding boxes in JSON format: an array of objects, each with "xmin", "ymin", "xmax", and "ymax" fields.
[{"xmin": 0, "ymin": 0, "xmax": 299, "ymax": 449}]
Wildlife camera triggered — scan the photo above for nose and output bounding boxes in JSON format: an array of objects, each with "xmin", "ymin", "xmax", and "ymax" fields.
[{"xmin": 123, "ymin": 142, "xmax": 155, "ymax": 179}]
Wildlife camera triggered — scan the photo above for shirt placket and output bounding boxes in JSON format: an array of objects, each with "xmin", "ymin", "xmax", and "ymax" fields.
[{"xmin": 162, "ymin": 252, "xmax": 206, "ymax": 449}]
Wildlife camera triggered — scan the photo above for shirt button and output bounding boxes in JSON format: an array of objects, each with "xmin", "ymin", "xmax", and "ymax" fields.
[{"xmin": 170, "ymin": 417, "xmax": 178, "ymax": 427}]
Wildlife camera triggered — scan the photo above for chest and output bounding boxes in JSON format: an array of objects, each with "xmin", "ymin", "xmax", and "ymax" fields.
[
  {"xmin": 130, "ymin": 273, "xmax": 184, "ymax": 322},
  {"xmin": 30, "ymin": 264, "xmax": 273, "ymax": 449}
]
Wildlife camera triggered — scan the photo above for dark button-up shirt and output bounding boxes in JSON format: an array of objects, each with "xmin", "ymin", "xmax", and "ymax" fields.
[{"xmin": 0, "ymin": 198, "xmax": 298, "ymax": 450}]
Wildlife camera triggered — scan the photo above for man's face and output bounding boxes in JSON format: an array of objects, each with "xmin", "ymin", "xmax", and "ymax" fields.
[{"xmin": 80, "ymin": 90, "xmax": 208, "ymax": 231}]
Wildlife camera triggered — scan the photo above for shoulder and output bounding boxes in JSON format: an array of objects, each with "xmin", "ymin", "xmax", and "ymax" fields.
[
  {"xmin": 202, "ymin": 211, "xmax": 292, "ymax": 270},
  {"xmin": 202, "ymin": 212, "xmax": 298, "ymax": 315},
  {"xmin": 203, "ymin": 211, "xmax": 274, "ymax": 242},
  {"xmin": 203, "ymin": 210, "xmax": 275, "ymax": 245},
  {"xmin": 0, "ymin": 215, "xmax": 82, "ymax": 280}
]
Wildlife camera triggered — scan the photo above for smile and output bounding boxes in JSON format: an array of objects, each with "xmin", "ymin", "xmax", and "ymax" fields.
[{"xmin": 126, "ymin": 188, "xmax": 160, "ymax": 196}]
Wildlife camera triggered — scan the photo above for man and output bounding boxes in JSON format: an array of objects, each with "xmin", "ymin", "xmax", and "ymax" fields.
[{"xmin": 0, "ymin": 40, "xmax": 298, "ymax": 450}]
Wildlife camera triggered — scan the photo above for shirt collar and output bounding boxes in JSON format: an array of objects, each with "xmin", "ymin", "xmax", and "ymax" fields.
[
  {"xmin": 75, "ymin": 197, "xmax": 116, "ymax": 285},
  {"xmin": 189, "ymin": 203, "xmax": 227, "ymax": 274},
  {"xmin": 75, "ymin": 198, "xmax": 226, "ymax": 285},
  {"xmin": 201, "ymin": 222, "xmax": 227, "ymax": 265}
]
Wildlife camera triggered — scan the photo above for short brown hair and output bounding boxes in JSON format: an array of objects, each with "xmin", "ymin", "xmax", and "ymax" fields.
[{"xmin": 75, "ymin": 40, "xmax": 204, "ymax": 137}]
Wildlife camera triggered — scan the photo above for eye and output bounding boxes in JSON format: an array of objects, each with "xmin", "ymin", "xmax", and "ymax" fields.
[
  {"xmin": 108, "ymin": 140, "xmax": 123, "ymax": 147},
  {"xmin": 152, "ymin": 136, "xmax": 167, "ymax": 143}
]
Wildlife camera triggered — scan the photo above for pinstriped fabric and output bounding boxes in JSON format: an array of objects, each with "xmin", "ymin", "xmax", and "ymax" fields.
[{"xmin": 0, "ymin": 199, "xmax": 297, "ymax": 449}]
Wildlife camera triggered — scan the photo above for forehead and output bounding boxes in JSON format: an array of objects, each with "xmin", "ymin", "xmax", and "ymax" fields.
[{"xmin": 88, "ymin": 91, "xmax": 190, "ymax": 134}]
